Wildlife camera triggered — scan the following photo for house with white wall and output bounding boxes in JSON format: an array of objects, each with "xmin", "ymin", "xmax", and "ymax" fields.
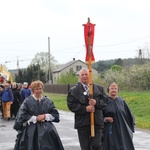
[{"xmin": 52, "ymin": 59, "xmax": 98, "ymax": 84}]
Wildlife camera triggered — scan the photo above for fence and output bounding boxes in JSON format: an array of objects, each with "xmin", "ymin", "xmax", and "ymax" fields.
[{"xmin": 44, "ymin": 84, "xmax": 75, "ymax": 94}]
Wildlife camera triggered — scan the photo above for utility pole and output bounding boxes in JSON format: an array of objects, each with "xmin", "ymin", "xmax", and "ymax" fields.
[
  {"xmin": 37, "ymin": 60, "xmax": 40, "ymax": 80},
  {"xmin": 48, "ymin": 37, "xmax": 52, "ymax": 84},
  {"xmin": 17, "ymin": 56, "xmax": 19, "ymax": 75},
  {"xmin": 138, "ymin": 49, "xmax": 143, "ymax": 64}
]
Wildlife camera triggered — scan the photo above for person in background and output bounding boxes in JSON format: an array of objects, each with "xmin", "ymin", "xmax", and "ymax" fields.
[
  {"xmin": 11, "ymin": 82, "xmax": 22, "ymax": 119},
  {"xmin": 13, "ymin": 80, "xmax": 64, "ymax": 150},
  {"xmin": 102, "ymin": 82, "xmax": 135, "ymax": 150},
  {"xmin": 17, "ymin": 83, "xmax": 22, "ymax": 91},
  {"xmin": 67, "ymin": 68, "xmax": 107, "ymax": 150},
  {"xmin": 20, "ymin": 82, "xmax": 31, "ymax": 101},
  {"xmin": 0, "ymin": 81, "xmax": 14, "ymax": 121},
  {"xmin": 0, "ymin": 85, "xmax": 4, "ymax": 118}
]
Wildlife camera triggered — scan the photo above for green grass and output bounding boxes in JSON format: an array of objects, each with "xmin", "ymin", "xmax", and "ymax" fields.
[
  {"xmin": 44, "ymin": 92, "xmax": 69, "ymax": 111},
  {"xmin": 43, "ymin": 91, "xmax": 150, "ymax": 129},
  {"xmin": 119, "ymin": 91, "xmax": 150, "ymax": 129}
]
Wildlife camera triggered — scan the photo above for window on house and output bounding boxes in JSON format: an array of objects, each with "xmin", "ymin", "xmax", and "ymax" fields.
[{"xmin": 76, "ymin": 66, "xmax": 82, "ymax": 71}]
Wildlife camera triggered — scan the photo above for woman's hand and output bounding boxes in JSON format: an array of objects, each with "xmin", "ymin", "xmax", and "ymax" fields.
[
  {"xmin": 36, "ymin": 114, "xmax": 46, "ymax": 122},
  {"xmin": 104, "ymin": 117, "xmax": 113, "ymax": 123}
]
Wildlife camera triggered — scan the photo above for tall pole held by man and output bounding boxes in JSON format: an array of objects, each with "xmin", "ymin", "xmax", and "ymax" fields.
[{"xmin": 83, "ymin": 18, "xmax": 95, "ymax": 137}]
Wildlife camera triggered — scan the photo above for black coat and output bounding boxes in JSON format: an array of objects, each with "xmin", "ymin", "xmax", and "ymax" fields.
[
  {"xmin": 67, "ymin": 82, "xmax": 107, "ymax": 129},
  {"xmin": 13, "ymin": 95, "xmax": 64, "ymax": 150},
  {"xmin": 102, "ymin": 96, "xmax": 135, "ymax": 150},
  {"xmin": 11, "ymin": 88, "xmax": 22, "ymax": 117}
]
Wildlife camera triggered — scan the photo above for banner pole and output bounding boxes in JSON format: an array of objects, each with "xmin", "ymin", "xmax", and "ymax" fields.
[{"xmin": 83, "ymin": 18, "xmax": 95, "ymax": 137}]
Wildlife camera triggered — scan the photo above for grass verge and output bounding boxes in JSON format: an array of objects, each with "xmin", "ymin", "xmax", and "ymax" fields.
[{"xmin": 44, "ymin": 91, "xmax": 150, "ymax": 130}]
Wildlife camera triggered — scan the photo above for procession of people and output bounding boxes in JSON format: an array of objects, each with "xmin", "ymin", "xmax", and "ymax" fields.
[
  {"xmin": 0, "ymin": 18, "xmax": 135, "ymax": 149},
  {"xmin": 0, "ymin": 76, "xmax": 135, "ymax": 150},
  {"xmin": 0, "ymin": 81, "xmax": 31, "ymax": 121}
]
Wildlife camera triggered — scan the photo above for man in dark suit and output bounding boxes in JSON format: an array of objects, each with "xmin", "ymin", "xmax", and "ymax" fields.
[{"xmin": 67, "ymin": 68, "xmax": 107, "ymax": 150}]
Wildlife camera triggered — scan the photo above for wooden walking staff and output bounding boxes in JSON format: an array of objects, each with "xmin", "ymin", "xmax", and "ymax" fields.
[{"xmin": 83, "ymin": 18, "xmax": 95, "ymax": 137}]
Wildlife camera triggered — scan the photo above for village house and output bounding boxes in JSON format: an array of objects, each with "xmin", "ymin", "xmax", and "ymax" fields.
[{"xmin": 52, "ymin": 58, "xmax": 98, "ymax": 84}]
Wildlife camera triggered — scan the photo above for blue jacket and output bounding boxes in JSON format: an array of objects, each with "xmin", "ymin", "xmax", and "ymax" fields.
[
  {"xmin": 1, "ymin": 88, "xmax": 14, "ymax": 102},
  {"xmin": 21, "ymin": 88, "xmax": 32, "ymax": 100}
]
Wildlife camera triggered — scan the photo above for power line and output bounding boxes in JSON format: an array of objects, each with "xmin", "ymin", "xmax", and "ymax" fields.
[{"xmin": 95, "ymin": 36, "xmax": 150, "ymax": 47}]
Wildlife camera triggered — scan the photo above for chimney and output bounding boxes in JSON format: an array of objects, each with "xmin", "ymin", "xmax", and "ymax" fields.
[{"xmin": 73, "ymin": 58, "xmax": 75, "ymax": 61}]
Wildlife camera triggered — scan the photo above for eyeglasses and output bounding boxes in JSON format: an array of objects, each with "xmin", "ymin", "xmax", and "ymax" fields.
[{"xmin": 109, "ymin": 88, "xmax": 118, "ymax": 90}]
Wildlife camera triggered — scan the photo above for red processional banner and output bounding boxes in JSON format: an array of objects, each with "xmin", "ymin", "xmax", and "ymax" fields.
[
  {"xmin": 0, "ymin": 76, "xmax": 4, "ymax": 83},
  {"xmin": 83, "ymin": 21, "xmax": 95, "ymax": 62}
]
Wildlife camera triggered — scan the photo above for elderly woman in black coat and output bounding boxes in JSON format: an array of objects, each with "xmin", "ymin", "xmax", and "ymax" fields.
[
  {"xmin": 13, "ymin": 80, "xmax": 64, "ymax": 150},
  {"xmin": 102, "ymin": 82, "xmax": 135, "ymax": 150}
]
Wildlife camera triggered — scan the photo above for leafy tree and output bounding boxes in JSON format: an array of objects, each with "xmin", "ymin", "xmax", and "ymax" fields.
[
  {"xmin": 93, "ymin": 59, "xmax": 117, "ymax": 73},
  {"xmin": 57, "ymin": 69, "xmax": 78, "ymax": 84},
  {"xmin": 110, "ymin": 65, "xmax": 122, "ymax": 72},
  {"xmin": 101, "ymin": 63, "xmax": 150, "ymax": 91},
  {"xmin": 93, "ymin": 58, "xmax": 150, "ymax": 73},
  {"xmin": 114, "ymin": 58, "xmax": 123, "ymax": 66},
  {"xmin": 15, "ymin": 64, "xmax": 46, "ymax": 84},
  {"xmin": 14, "ymin": 69, "xmax": 25, "ymax": 83},
  {"xmin": 102, "ymin": 69, "xmax": 125, "ymax": 90}
]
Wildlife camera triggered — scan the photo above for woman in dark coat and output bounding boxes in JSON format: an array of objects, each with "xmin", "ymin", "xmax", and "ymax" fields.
[
  {"xmin": 13, "ymin": 80, "xmax": 64, "ymax": 150},
  {"xmin": 102, "ymin": 82, "xmax": 135, "ymax": 150},
  {"xmin": 11, "ymin": 82, "xmax": 22, "ymax": 118}
]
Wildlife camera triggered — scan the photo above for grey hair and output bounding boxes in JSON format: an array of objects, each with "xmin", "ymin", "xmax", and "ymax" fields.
[{"xmin": 79, "ymin": 68, "xmax": 89, "ymax": 76}]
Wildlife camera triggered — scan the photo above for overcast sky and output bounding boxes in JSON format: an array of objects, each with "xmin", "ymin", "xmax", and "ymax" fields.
[{"xmin": 1, "ymin": 0, "xmax": 150, "ymax": 69}]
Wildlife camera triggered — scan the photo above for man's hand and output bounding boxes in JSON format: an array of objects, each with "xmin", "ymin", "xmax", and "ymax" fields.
[
  {"xmin": 88, "ymin": 98, "xmax": 96, "ymax": 106},
  {"xmin": 86, "ymin": 105, "xmax": 95, "ymax": 112}
]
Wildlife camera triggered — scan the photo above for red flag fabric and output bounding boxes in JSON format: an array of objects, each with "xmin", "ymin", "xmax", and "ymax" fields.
[
  {"xmin": 83, "ymin": 22, "xmax": 95, "ymax": 62},
  {"xmin": 0, "ymin": 76, "xmax": 4, "ymax": 83}
]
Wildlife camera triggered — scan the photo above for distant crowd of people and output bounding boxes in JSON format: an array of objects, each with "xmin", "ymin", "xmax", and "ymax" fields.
[{"xmin": 0, "ymin": 81, "xmax": 32, "ymax": 120}]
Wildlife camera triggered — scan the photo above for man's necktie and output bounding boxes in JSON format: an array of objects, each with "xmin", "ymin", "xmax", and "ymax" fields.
[{"xmin": 85, "ymin": 85, "xmax": 89, "ymax": 96}]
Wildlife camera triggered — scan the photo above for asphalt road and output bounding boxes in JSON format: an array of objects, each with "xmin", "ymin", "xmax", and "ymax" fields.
[{"xmin": 0, "ymin": 110, "xmax": 150, "ymax": 150}]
